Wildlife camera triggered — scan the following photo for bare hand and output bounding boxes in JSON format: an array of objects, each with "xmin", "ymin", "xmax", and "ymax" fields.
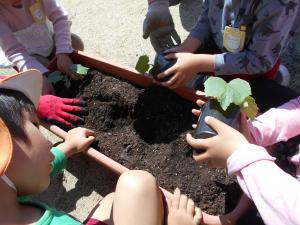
[
  {"xmin": 157, "ymin": 52, "xmax": 201, "ymax": 89},
  {"xmin": 57, "ymin": 53, "xmax": 83, "ymax": 80},
  {"xmin": 186, "ymin": 116, "xmax": 248, "ymax": 168},
  {"xmin": 167, "ymin": 188, "xmax": 202, "ymax": 225},
  {"xmin": 57, "ymin": 127, "xmax": 95, "ymax": 158}
]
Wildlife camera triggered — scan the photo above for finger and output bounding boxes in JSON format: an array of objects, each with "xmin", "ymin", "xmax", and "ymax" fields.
[
  {"xmin": 46, "ymin": 117, "xmax": 74, "ymax": 130},
  {"xmin": 63, "ymin": 98, "xmax": 87, "ymax": 107},
  {"xmin": 239, "ymin": 113, "xmax": 252, "ymax": 142},
  {"xmin": 179, "ymin": 194, "xmax": 188, "ymax": 210},
  {"xmin": 61, "ymin": 104, "xmax": 82, "ymax": 113},
  {"xmin": 166, "ymin": 74, "xmax": 181, "ymax": 89},
  {"xmin": 186, "ymin": 133, "xmax": 211, "ymax": 151},
  {"xmin": 187, "ymin": 198, "xmax": 195, "ymax": 215},
  {"xmin": 172, "ymin": 188, "xmax": 180, "ymax": 209},
  {"xmin": 192, "ymin": 109, "xmax": 201, "ymax": 117},
  {"xmin": 150, "ymin": 35, "xmax": 164, "ymax": 53},
  {"xmin": 196, "ymin": 99, "xmax": 205, "ymax": 107},
  {"xmin": 204, "ymin": 116, "xmax": 232, "ymax": 134},
  {"xmin": 83, "ymin": 136, "xmax": 96, "ymax": 149},
  {"xmin": 195, "ymin": 90, "xmax": 205, "ymax": 96},
  {"xmin": 194, "ymin": 207, "xmax": 203, "ymax": 224},
  {"xmin": 58, "ymin": 111, "xmax": 83, "ymax": 123},
  {"xmin": 83, "ymin": 128, "xmax": 95, "ymax": 137},
  {"xmin": 164, "ymin": 53, "xmax": 177, "ymax": 60},
  {"xmin": 157, "ymin": 66, "xmax": 175, "ymax": 80},
  {"xmin": 171, "ymin": 30, "xmax": 181, "ymax": 45},
  {"xmin": 142, "ymin": 17, "xmax": 151, "ymax": 39}
]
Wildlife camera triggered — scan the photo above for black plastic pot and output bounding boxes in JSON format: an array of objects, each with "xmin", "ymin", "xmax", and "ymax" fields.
[
  {"xmin": 150, "ymin": 53, "xmax": 177, "ymax": 82},
  {"xmin": 194, "ymin": 99, "xmax": 240, "ymax": 139}
]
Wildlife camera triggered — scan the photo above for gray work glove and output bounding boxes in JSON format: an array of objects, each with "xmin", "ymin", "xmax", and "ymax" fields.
[{"xmin": 143, "ymin": 0, "xmax": 181, "ymax": 53}]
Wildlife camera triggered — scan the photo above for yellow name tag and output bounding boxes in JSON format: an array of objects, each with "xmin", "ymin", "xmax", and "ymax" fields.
[
  {"xmin": 223, "ymin": 26, "xmax": 246, "ymax": 53},
  {"xmin": 29, "ymin": 2, "xmax": 46, "ymax": 24}
]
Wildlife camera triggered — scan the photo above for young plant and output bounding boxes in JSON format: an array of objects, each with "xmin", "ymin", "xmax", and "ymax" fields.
[
  {"xmin": 47, "ymin": 64, "xmax": 90, "ymax": 88},
  {"xmin": 204, "ymin": 77, "xmax": 258, "ymax": 119},
  {"xmin": 135, "ymin": 55, "xmax": 151, "ymax": 74},
  {"xmin": 194, "ymin": 77, "xmax": 258, "ymax": 140}
]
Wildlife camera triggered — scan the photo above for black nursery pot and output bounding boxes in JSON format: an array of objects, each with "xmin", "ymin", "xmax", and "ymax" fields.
[
  {"xmin": 150, "ymin": 53, "xmax": 177, "ymax": 82},
  {"xmin": 194, "ymin": 99, "xmax": 240, "ymax": 139}
]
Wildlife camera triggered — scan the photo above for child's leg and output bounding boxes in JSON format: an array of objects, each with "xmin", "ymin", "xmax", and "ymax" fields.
[
  {"xmin": 88, "ymin": 170, "xmax": 164, "ymax": 225},
  {"xmin": 71, "ymin": 33, "xmax": 84, "ymax": 51}
]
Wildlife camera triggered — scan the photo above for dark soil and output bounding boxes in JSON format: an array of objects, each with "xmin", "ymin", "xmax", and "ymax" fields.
[{"xmin": 54, "ymin": 71, "xmax": 265, "ymax": 224}]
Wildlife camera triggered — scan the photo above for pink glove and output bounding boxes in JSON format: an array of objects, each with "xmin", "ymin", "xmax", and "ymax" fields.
[{"xmin": 37, "ymin": 95, "xmax": 87, "ymax": 129}]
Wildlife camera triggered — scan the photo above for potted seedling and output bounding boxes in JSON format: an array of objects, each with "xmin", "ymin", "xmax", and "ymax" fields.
[
  {"xmin": 47, "ymin": 64, "xmax": 90, "ymax": 88},
  {"xmin": 194, "ymin": 77, "xmax": 258, "ymax": 139},
  {"xmin": 135, "ymin": 54, "xmax": 176, "ymax": 81}
]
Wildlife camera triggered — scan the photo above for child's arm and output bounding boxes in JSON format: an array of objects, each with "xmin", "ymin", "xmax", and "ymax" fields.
[
  {"xmin": 248, "ymin": 96, "xmax": 300, "ymax": 146},
  {"xmin": 0, "ymin": 20, "xmax": 49, "ymax": 73},
  {"xmin": 214, "ymin": 3, "xmax": 299, "ymax": 76},
  {"xmin": 188, "ymin": 0, "xmax": 211, "ymax": 50},
  {"xmin": 50, "ymin": 127, "xmax": 95, "ymax": 177},
  {"xmin": 187, "ymin": 117, "xmax": 300, "ymax": 225},
  {"xmin": 43, "ymin": 0, "xmax": 73, "ymax": 56},
  {"xmin": 227, "ymin": 144, "xmax": 300, "ymax": 225}
]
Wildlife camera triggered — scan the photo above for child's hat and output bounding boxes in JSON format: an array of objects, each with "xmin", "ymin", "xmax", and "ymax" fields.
[
  {"xmin": 0, "ymin": 119, "xmax": 12, "ymax": 176},
  {"xmin": 0, "ymin": 69, "xmax": 43, "ymax": 107},
  {"xmin": 0, "ymin": 70, "xmax": 43, "ymax": 175}
]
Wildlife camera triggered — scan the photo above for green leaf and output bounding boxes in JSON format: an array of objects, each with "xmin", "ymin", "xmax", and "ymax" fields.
[
  {"xmin": 47, "ymin": 71, "xmax": 64, "ymax": 84},
  {"xmin": 204, "ymin": 77, "xmax": 253, "ymax": 111},
  {"xmin": 135, "ymin": 55, "xmax": 150, "ymax": 74},
  {"xmin": 228, "ymin": 79, "xmax": 251, "ymax": 105},
  {"xmin": 240, "ymin": 96, "xmax": 259, "ymax": 119},
  {"xmin": 70, "ymin": 64, "xmax": 89, "ymax": 76},
  {"xmin": 204, "ymin": 77, "xmax": 227, "ymax": 99}
]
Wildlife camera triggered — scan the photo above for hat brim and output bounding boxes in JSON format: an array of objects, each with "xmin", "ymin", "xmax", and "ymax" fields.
[
  {"xmin": 0, "ymin": 69, "xmax": 43, "ymax": 108},
  {"xmin": 0, "ymin": 119, "xmax": 12, "ymax": 176}
]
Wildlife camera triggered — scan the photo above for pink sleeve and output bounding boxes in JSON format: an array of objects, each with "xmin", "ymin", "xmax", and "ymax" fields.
[
  {"xmin": 0, "ymin": 20, "xmax": 48, "ymax": 73},
  {"xmin": 248, "ymin": 97, "xmax": 300, "ymax": 146},
  {"xmin": 43, "ymin": 0, "xmax": 73, "ymax": 55},
  {"xmin": 227, "ymin": 144, "xmax": 300, "ymax": 225}
]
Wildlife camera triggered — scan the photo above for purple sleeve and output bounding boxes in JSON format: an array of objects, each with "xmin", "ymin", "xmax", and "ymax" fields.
[
  {"xmin": 188, "ymin": 0, "xmax": 211, "ymax": 44},
  {"xmin": 248, "ymin": 97, "xmax": 300, "ymax": 146},
  {"xmin": 214, "ymin": 2, "xmax": 300, "ymax": 75},
  {"xmin": 43, "ymin": 0, "xmax": 73, "ymax": 55},
  {"xmin": 228, "ymin": 144, "xmax": 300, "ymax": 225},
  {"xmin": 0, "ymin": 20, "xmax": 48, "ymax": 73}
]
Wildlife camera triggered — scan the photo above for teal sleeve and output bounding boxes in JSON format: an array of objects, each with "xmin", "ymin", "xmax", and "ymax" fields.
[{"xmin": 50, "ymin": 147, "xmax": 67, "ymax": 178}]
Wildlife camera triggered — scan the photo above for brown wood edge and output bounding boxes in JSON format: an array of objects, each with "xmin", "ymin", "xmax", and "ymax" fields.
[
  {"xmin": 48, "ymin": 51, "xmax": 207, "ymax": 103},
  {"xmin": 47, "ymin": 124, "xmax": 172, "ymax": 199}
]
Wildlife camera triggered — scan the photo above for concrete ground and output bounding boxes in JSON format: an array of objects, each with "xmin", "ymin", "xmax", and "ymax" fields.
[{"xmin": 5, "ymin": 0, "xmax": 300, "ymax": 222}]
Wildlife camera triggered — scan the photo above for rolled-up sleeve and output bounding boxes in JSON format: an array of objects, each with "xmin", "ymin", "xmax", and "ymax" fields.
[
  {"xmin": 0, "ymin": 19, "xmax": 48, "ymax": 73},
  {"xmin": 189, "ymin": 0, "xmax": 212, "ymax": 44},
  {"xmin": 43, "ymin": 0, "xmax": 73, "ymax": 55},
  {"xmin": 228, "ymin": 144, "xmax": 300, "ymax": 225},
  {"xmin": 215, "ymin": 2, "xmax": 299, "ymax": 75}
]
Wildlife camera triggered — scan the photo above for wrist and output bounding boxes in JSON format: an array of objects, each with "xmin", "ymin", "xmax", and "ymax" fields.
[
  {"xmin": 195, "ymin": 54, "xmax": 215, "ymax": 72},
  {"xmin": 56, "ymin": 142, "xmax": 75, "ymax": 158}
]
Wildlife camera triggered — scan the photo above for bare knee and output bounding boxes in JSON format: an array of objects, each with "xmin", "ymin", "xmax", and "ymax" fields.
[
  {"xmin": 117, "ymin": 170, "xmax": 158, "ymax": 194},
  {"xmin": 71, "ymin": 33, "xmax": 84, "ymax": 51}
]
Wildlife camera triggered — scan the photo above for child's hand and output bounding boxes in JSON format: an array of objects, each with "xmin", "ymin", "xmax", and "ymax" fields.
[
  {"xmin": 167, "ymin": 188, "xmax": 202, "ymax": 225},
  {"xmin": 57, "ymin": 53, "xmax": 83, "ymax": 80},
  {"xmin": 157, "ymin": 52, "xmax": 200, "ymax": 89},
  {"xmin": 57, "ymin": 127, "xmax": 95, "ymax": 158},
  {"xmin": 239, "ymin": 113, "xmax": 254, "ymax": 143},
  {"xmin": 186, "ymin": 116, "xmax": 249, "ymax": 168}
]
